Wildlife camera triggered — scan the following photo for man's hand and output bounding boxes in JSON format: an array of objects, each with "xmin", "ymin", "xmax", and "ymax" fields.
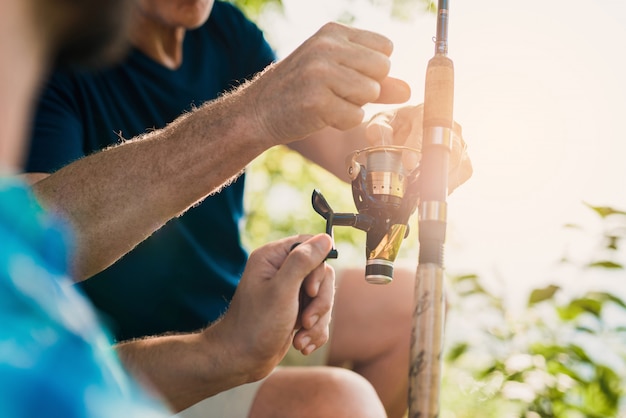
[
  {"xmin": 365, "ymin": 105, "xmax": 472, "ymax": 193},
  {"xmin": 242, "ymin": 22, "xmax": 411, "ymax": 147},
  {"xmin": 210, "ymin": 234, "xmax": 335, "ymax": 381},
  {"xmin": 114, "ymin": 235, "xmax": 334, "ymax": 409}
]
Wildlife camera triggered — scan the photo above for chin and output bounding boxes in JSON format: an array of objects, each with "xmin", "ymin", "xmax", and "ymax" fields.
[{"xmin": 179, "ymin": 0, "xmax": 214, "ymax": 29}]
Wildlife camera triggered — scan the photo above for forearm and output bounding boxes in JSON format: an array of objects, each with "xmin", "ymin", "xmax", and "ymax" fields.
[
  {"xmin": 32, "ymin": 90, "xmax": 271, "ymax": 280},
  {"xmin": 115, "ymin": 327, "xmax": 251, "ymax": 413}
]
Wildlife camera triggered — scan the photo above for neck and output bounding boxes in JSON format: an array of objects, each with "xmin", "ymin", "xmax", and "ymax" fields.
[
  {"xmin": 0, "ymin": 1, "xmax": 49, "ymax": 174},
  {"xmin": 129, "ymin": 12, "xmax": 186, "ymax": 70}
]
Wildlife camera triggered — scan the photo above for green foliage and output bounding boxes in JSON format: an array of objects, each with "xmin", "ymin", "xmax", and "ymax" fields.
[
  {"xmin": 443, "ymin": 206, "xmax": 626, "ymax": 417},
  {"xmin": 585, "ymin": 203, "xmax": 626, "ymax": 219},
  {"xmin": 243, "ymin": 146, "xmax": 359, "ymax": 254},
  {"xmin": 227, "ymin": 0, "xmax": 282, "ymax": 19},
  {"xmin": 392, "ymin": 0, "xmax": 437, "ymax": 19},
  {"xmin": 228, "ymin": 0, "xmax": 435, "ymax": 21},
  {"xmin": 528, "ymin": 284, "xmax": 560, "ymax": 306}
]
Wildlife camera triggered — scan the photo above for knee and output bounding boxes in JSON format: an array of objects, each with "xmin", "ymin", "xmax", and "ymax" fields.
[
  {"xmin": 352, "ymin": 266, "xmax": 415, "ymax": 327},
  {"xmin": 335, "ymin": 266, "xmax": 415, "ymax": 341},
  {"xmin": 316, "ymin": 367, "xmax": 387, "ymax": 418},
  {"xmin": 254, "ymin": 367, "xmax": 387, "ymax": 418},
  {"xmin": 388, "ymin": 268, "xmax": 416, "ymax": 326}
]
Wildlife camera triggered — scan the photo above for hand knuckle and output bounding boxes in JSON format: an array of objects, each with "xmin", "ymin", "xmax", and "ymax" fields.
[
  {"xmin": 365, "ymin": 80, "xmax": 382, "ymax": 102},
  {"xmin": 321, "ymin": 21, "xmax": 342, "ymax": 33},
  {"xmin": 290, "ymin": 249, "xmax": 310, "ymax": 265}
]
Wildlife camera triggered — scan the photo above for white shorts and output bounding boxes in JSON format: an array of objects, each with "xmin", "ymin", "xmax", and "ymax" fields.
[
  {"xmin": 173, "ymin": 340, "xmax": 332, "ymax": 418},
  {"xmin": 174, "ymin": 378, "xmax": 267, "ymax": 418}
]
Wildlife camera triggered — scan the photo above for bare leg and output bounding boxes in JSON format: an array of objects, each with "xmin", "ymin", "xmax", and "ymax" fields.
[
  {"xmin": 328, "ymin": 268, "xmax": 414, "ymax": 418},
  {"xmin": 249, "ymin": 366, "xmax": 387, "ymax": 418}
]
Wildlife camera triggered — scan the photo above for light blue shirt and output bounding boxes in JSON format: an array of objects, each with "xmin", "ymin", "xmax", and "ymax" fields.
[{"xmin": 0, "ymin": 179, "xmax": 169, "ymax": 417}]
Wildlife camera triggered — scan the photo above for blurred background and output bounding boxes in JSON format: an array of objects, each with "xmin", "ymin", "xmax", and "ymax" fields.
[{"xmin": 234, "ymin": 1, "xmax": 626, "ymax": 416}]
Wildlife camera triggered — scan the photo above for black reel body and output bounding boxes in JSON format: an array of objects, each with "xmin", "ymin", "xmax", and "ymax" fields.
[{"xmin": 312, "ymin": 146, "xmax": 420, "ymax": 284}]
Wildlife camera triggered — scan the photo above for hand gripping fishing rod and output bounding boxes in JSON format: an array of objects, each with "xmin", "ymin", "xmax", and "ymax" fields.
[{"xmin": 409, "ymin": 1, "xmax": 454, "ymax": 417}]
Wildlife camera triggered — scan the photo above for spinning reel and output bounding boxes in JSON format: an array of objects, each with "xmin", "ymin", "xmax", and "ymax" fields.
[{"xmin": 312, "ymin": 145, "xmax": 420, "ymax": 284}]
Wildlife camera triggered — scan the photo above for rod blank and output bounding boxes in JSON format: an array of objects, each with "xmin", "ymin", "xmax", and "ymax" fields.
[{"xmin": 408, "ymin": 0, "xmax": 454, "ymax": 416}]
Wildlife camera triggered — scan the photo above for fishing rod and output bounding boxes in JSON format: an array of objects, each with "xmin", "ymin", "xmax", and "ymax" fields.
[
  {"xmin": 409, "ymin": 0, "xmax": 454, "ymax": 416},
  {"xmin": 310, "ymin": 1, "xmax": 455, "ymax": 415}
]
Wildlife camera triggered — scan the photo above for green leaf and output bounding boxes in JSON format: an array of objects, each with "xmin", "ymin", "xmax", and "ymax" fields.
[
  {"xmin": 477, "ymin": 364, "xmax": 501, "ymax": 379},
  {"xmin": 391, "ymin": 0, "xmax": 437, "ymax": 19},
  {"xmin": 574, "ymin": 325, "xmax": 596, "ymax": 334},
  {"xmin": 580, "ymin": 366, "xmax": 622, "ymax": 416},
  {"xmin": 558, "ymin": 298, "xmax": 603, "ymax": 320},
  {"xmin": 567, "ymin": 344, "xmax": 594, "ymax": 363},
  {"xmin": 453, "ymin": 273, "xmax": 480, "ymax": 282},
  {"xmin": 606, "ymin": 235, "xmax": 619, "ymax": 250},
  {"xmin": 587, "ymin": 260, "xmax": 623, "ymax": 269},
  {"xmin": 528, "ymin": 284, "xmax": 560, "ymax": 306},
  {"xmin": 584, "ymin": 203, "xmax": 626, "ymax": 219},
  {"xmin": 445, "ymin": 342, "xmax": 468, "ymax": 362},
  {"xmin": 451, "ymin": 273, "xmax": 492, "ymax": 298},
  {"xmin": 228, "ymin": 0, "xmax": 283, "ymax": 19},
  {"xmin": 586, "ymin": 291, "xmax": 626, "ymax": 310},
  {"xmin": 563, "ymin": 222, "xmax": 582, "ymax": 229}
]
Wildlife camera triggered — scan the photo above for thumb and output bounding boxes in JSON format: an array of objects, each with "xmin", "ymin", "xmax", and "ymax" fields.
[{"xmin": 275, "ymin": 234, "xmax": 333, "ymax": 293}]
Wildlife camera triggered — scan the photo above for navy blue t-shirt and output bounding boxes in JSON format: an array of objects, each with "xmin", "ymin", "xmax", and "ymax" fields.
[{"xmin": 27, "ymin": 1, "xmax": 276, "ymax": 341}]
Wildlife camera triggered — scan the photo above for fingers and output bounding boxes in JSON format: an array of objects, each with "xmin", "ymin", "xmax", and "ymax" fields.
[
  {"xmin": 318, "ymin": 22, "xmax": 393, "ymax": 79},
  {"xmin": 282, "ymin": 235, "xmax": 334, "ymax": 355},
  {"xmin": 343, "ymin": 23, "xmax": 394, "ymax": 57},
  {"xmin": 293, "ymin": 263, "xmax": 335, "ymax": 355},
  {"xmin": 365, "ymin": 105, "xmax": 423, "ymax": 170},
  {"xmin": 365, "ymin": 106, "xmax": 421, "ymax": 147},
  {"xmin": 448, "ymin": 124, "xmax": 472, "ymax": 193},
  {"xmin": 251, "ymin": 234, "xmax": 314, "ymax": 271},
  {"xmin": 328, "ymin": 25, "xmax": 410, "ymax": 105},
  {"xmin": 329, "ymin": 66, "xmax": 383, "ymax": 107},
  {"xmin": 282, "ymin": 234, "xmax": 335, "ymax": 355},
  {"xmin": 246, "ymin": 22, "xmax": 412, "ymax": 145},
  {"xmin": 313, "ymin": 24, "xmax": 408, "ymax": 107},
  {"xmin": 363, "ymin": 105, "xmax": 473, "ymax": 188},
  {"xmin": 365, "ymin": 111, "xmax": 394, "ymax": 145},
  {"xmin": 375, "ymin": 77, "xmax": 411, "ymax": 104},
  {"xmin": 398, "ymin": 106, "xmax": 424, "ymax": 170},
  {"xmin": 300, "ymin": 264, "xmax": 334, "ymax": 329},
  {"xmin": 275, "ymin": 234, "xmax": 333, "ymax": 294},
  {"xmin": 397, "ymin": 105, "xmax": 424, "ymax": 150}
]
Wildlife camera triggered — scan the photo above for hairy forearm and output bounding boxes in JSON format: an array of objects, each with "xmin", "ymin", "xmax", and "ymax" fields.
[
  {"xmin": 28, "ymin": 19, "xmax": 409, "ymax": 280},
  {"xmin": 31, "ymin": 88, "xmax": 271, "ymax": 280},
  {"xmin": 115, "ymin": 328, "xmax": 250, "ymax": 413}
]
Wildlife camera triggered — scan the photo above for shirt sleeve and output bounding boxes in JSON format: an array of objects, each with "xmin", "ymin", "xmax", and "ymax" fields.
[{"xmin": 26, "ymin": 72, "xmax": 87, "ymax": 174}]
